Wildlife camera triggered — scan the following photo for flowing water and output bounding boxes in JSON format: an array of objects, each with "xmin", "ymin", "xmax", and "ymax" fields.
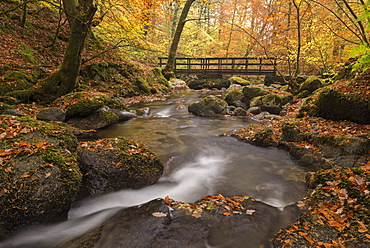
[{"xmin": 0, "ymin": 91, "xmax": 308, "ymax": 248}]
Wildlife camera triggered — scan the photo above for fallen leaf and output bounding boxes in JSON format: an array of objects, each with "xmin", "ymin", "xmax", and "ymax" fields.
[
  {"xmin": 358, "ymin": 221, "xmax": 368, "ymax": 233},
  {"xmin": 0, "ymin": 188, "xmax": 9, "ymax": 196},
  {"xmin": 115, "ymin": 162, "xmax": 122, "ymax": 168},
  {"xmin": 4, "ymin": 167, "xmax": 12, "ymax": 172},
  {"xmin": 152, "ymin": 212, "xmax": 167, "ymax": 217},
  {"xmin": 45, "ymin": 172, "xmax": 51, "ymax": 178},
  {"xmin": 21, "ymin": 172, "xmax": 31, "ymax": 178},
  {"xmin": 245, "ymin": 209, "xmax": 255, "ymax": 215},
  {"xmin": 222, "ymin": 212, "xmax": 232, "ymax": 216}
]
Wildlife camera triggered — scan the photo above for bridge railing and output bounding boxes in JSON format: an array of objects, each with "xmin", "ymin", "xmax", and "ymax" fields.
[{"xmin": 158, "ymin": 57, "xmax": 277, "ymax": 76}]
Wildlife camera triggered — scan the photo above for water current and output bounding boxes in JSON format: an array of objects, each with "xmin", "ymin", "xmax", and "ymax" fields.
[{"xmin": 0, "ymin": 90, "xmax": 308, "ymax": 248}]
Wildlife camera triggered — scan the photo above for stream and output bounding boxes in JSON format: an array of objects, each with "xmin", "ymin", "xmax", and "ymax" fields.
[{"xmin": 0, "ymin": 91, "xmax": 308, "ymax": 248}]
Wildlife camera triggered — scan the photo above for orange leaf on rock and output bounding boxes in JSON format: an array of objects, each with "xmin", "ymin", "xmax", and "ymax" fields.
[{"xmin": 222, "ymin": 212, "xmax": 231, "ymax": 216}]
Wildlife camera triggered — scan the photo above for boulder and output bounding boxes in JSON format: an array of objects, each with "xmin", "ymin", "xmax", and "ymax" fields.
[
  {"xmin": 242, "ymin": 86, "xmax": 269, "ymax": 103},
  {"xmin": 298, "ymin": 86, "xmax": 370, "ymax": 124},
  {"xmin": 247, "ymin": 106, "xmax": 261, "ymax": 115},
  {"xmin": 37, "ymin": 107, "xmax": 66, "ymax": 122},
  {"xmin": 57, "ymin": 195, "xmax": 292, "ymax": 248},
  {"xmin": 249, "ymin": 93, "xmax": 282, "ymax": 108},
  {"xmin": 280, "ymin": 122, "xmax": 302, "ymax": 142},
  {"xmin": 2, "ymin": 109, "xmax": 24, "ymax": 116},
  {"xmin": 109, "ymin": 109, "xmax": 137, "ymax": 121},
  {"xmin": 299, "ymin": 76, "xmax": 323, "ymax": 93},
  {"xmin": 0, "ymin": 116, "xmax": 81, "ymax": 236},
  {"xmin": 187, "ymin": 78, "xmax": 230, "ymax": 90},
  {"xmin": 77, "ymin": 137, "xmax": 164, "ymax": 196},
  {"xmin": 53, "ymin": 92, "xmax": 111, "ymax": 118},
  {"xmin": 224, "ymin": 89, "xmax": 244, "ymax": 106},
  {"xmin": 229, "ymin": 76, "xmax": 251, "ymax": 86},
  {"xmin": 68, "ymin": 110, "xmax": 119, "ymax": 130},
  {"xmin": 188, "ymin": 95, "xmax": 228, "ymax": 117}
]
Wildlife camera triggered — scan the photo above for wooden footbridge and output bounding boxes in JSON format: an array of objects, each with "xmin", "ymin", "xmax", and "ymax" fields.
[{"xmin": 158, "ymin": 57, "xmax": 277, "ymax": 76}]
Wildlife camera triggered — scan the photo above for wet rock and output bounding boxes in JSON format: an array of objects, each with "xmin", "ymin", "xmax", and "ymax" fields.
[
  {"xmin": 37, "ymin": 107, "xmax": 66, "ymax": 122},
  {"xmin": 77, "ymin": 137, "xmax": 164, "ymax": 196},
  {"xmin": 109, "ymin": 109, "xmax": 137, "ymax": 121},
  {"xmin": 188, "ymin": 95, "xmax": 228, "ymax": 117},
  {"xmin": 0, "ymin": 116, "xmax": 81, "ymax": 237},
  {"xmin": 58, "ymin": 196, "xmax": 290, "ymax": 248}
]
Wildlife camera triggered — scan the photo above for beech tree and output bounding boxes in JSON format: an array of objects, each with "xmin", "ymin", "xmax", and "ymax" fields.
[{"xmin": 164, "ymin": 0, "xmax": 196, "ymax": 76}]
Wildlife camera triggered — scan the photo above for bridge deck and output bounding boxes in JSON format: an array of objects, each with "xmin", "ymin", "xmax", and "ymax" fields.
[{"xmin": 159, "ymin": 57, "xmax": 277, "ymax": 76}]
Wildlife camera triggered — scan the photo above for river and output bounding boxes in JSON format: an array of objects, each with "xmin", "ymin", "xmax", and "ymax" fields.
[{"xmin": 0, "ymin": 90, "xmax": 307, "ymax": 248}]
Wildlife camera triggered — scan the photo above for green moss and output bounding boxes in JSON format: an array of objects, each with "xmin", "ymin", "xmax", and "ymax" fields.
[
  {"xmin": 135, "ymin": 76, "xmax": 151, "ymax": 94},
  {"xmin": 229, "ymin": 76, "xmax": 250, "ymax": 86},
  {"xmin": 224, "ymin": 89, "xmax": 244, "ymax": 105},
  {"xmin": 53, "ymin": 92, "xmax": 110, "ymax": 118}
]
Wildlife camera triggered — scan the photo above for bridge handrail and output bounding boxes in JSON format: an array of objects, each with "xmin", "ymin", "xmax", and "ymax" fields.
[{"xmin": 158, "ymin": 57, "xmax": 277, "ymax": 76}]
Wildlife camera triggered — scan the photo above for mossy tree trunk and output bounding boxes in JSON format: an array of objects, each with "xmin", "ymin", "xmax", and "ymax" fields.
[
  {"xmin": 57, "ymin": 0, "xmax": 97, "ymax": 96},
  {"xmin": 35, "ymin": 0, "xmax": 97, "ymax": 102}
]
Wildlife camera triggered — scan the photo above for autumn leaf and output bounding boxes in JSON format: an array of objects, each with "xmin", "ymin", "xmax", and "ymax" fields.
[
  {"xmin": 245, "ymin": 209, "xmax": 255, "ymax": 215},
  {"xmin": 222, "ymin": 212, "xmax": 231, "ymax": 216},
  {"xmin": 358, "ymin": 221, "xmax": 368, "ymax": 233},
  {"xmin": 152, "ymin": 212, "xmax": 167, "ymax": 217},
  {"xmin": 21, "ymin": 172, "xmax": 31, "ymax": 178},
  {"xmin": 4, "ymin": 167, "xmax": 12, "ymax": 172},
  {"xmin": 45, "ymin": 172, "xmax": 51, "ymax": 178},
  {"xmin": 115, "ymin": 162, "xmax": 122, "ymax": 168},
  {"xmin": 0, "ymin": 188, "xmax": 9, "ymax": 196}
]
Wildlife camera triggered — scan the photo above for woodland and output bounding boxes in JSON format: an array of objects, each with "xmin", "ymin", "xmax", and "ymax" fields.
[{"xmin": 0, "ymin": 0, "xmax": 370, "ymax": 247}]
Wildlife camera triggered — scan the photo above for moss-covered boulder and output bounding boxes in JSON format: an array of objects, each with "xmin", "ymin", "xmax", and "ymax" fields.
[
  {"xmin": 0, "ymin": 71, "xmax": 36, "ymax": 96},
  {"xmin": 68, "ymin": 109, "xmax": 119, "ymax": 130},
  {"xmin": 298, "ymin": 81, "xmax": 370, "ymax": 124},
  {"xmin": 224, "ymin": 89, "xmax": 245, "ymax": 106},
  {"xmin": 187, "ymin": 78, "xmax": 230, "ymax": 90},
  {"xmin": 188, "ymin": 95, "xmax": 228, "ymax": 117},
  {"xmin": 274, "ymin": 166, "xmax": 370, "ymax": 247},
  {"xmin": 280, "ymin": 121, "xmax": 302, "ymax": 142},
  {"xmin": 249, "ymin": 93, "xmax": 282, "ymax": 107},
  {"xmin": 77, "ymin": 137, "xmax": 164, "ymax": 196},
  {"xmin": 229, "ymin": 76, "xmax": 251, "ymax": 86},
  {"xmin": 299, "ymin": 76, "xmax": 323, "ymax": 93},
  {"xmin": 242, "ymin": 86, "xmax": 270, "ymax": 104},
  {"xmin": 52, "ymin": 92, "xmax": 112, "ymax": 118},
  {"xmin": 0, "ymin": 116, "xmax": 81, "ymax": 235}
]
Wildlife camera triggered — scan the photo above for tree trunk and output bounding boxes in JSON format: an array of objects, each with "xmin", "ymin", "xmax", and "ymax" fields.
[
  {"xmin": 164, "ymin": 0, "xmax": 196, "ymax": 76},
  {"xmin": 57, "ymin": 0, "xmax": 97, "ymax": 96},
  {"xmin": 35, "ymin": 0, "xmax": 97, "ymax": 101}
]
